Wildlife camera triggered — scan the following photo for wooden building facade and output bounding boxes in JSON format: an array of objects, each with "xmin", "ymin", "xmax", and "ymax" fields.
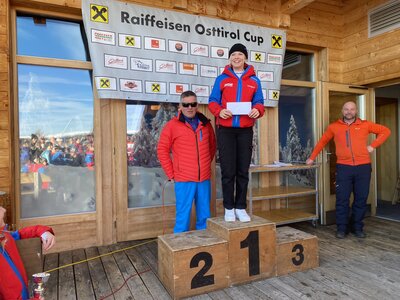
[{"xmin": 0, "ymin": 0, "xmax": 399, "ymax": 252}]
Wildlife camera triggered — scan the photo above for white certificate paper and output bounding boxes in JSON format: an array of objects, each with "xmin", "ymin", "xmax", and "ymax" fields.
[{"xmin": 227, "ymin": 102, "xmax": 251, "ymax": 115}]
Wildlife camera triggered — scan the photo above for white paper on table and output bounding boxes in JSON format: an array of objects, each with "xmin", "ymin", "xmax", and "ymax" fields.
[{"xmin": 227, "ymin": 102, "xmax": 251, "ymax": 115}]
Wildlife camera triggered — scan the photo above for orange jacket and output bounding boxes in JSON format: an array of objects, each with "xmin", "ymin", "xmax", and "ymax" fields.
[
  {"xmin": 157, "ymin": 112, "xmax": 216, "ymax": 182},
  {"xmin": 310, "ymin": 118, "xmax": 390, "ymax": 165}
]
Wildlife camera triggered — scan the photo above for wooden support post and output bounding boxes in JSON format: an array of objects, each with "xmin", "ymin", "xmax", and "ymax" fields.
[{"xmin": 207, "ymin": 215, "xmax": 277, "ymax": 285}]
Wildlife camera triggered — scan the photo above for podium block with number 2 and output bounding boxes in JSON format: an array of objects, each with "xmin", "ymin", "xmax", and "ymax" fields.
[
  {"xmin": 207, "ymin": 215, "xmax": 277, "ymax": 285},
  {"xmin": 158, "ymin": 230, "xmax": 229, "ymax": 299}
]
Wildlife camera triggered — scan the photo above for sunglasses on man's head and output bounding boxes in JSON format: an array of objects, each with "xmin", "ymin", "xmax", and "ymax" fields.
[{"xmin": 181, "ymin": 102, "xmax": 198, "ymax": 108}]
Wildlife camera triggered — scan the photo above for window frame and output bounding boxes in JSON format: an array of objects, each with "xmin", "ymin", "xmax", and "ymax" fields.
[{"xmin": 11, "ymin": 7, "xmax": 96, "ymax": 223}]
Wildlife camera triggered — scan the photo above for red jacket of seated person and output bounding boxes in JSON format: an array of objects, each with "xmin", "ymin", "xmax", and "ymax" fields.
[{"xmin": 0, "ymin": 225, "xmax": 54, "ymax": 300}]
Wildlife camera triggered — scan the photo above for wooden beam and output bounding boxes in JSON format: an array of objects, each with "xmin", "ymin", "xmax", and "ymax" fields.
[
  {"xmin": 173, "ymin": 0, "xmax": 187, "ymax": 10},
  {"xmin": 281, "ymin": 0, "xmax": 316, "ymax": 15}
]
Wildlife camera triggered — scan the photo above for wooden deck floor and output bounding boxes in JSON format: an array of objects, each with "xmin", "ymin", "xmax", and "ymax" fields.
[{"xmin": 42, "ymin": 217, "xmax": 400, "ymax": 300}]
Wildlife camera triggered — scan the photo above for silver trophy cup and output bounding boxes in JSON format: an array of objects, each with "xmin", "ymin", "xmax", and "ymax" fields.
[{"xmin": 32, "ymin": 272, "xmax": 50, "ymax": 298}]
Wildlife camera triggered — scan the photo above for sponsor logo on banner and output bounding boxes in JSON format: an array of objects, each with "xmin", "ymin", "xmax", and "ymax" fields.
[
  {"xmin": 169, "ymin": 40, "xmax": 188, "ymax": 54},
  {"xmin": 190, "ymin": 43, "xmax": 209, "ymax": 57},
  {"xmin": 104, "ymin": 54, "xmax": 128, "ymax": 69},
  {"xmin": 258, "ymin": 71, "xmax": 274, "ymax": 82},
  {"xmin": 95, "ymin": 76, "xmax": 117, "ymax": 90},
  {"xmin": 91, "ymin": 29, "xmax": 115, "ymax": 45},
  {"xmin": 131, "ymin": 57, "xmax": 153, "ymax": 72},
  {"xmin": 118, "ymin": 34, "xmax": 141, "ymax": 48},
  {"xmin": 179, "ymin": 63, "xmax": 198, "ymax": 76},
  {"xmin": 192, "ymin": 84, "xmax": 209, "ymax": 97},
  {"xmin": 268, "ymin": 89, "xmax": 280, "ymax": 100},
  {"xmin": 155, "ymin": 60, "xmax": 177, "ymax": 73},
  {"xmin": 250, "ymin": 51, "xmax": 265, "ymax": 63},
  {"xmin": 145, "ymin": 81, "xmax": 167, "ymax": 94},
  {"xmin": 144, "ymin": 37, "xmax": 166, "ymax": 51},
  {"xmin": 200, "ymin": 65, "xmax": 218, "ymax": 78},
  {"xmin": 120, "ymin": 79, "xmax": 142, "ymax": 92},
  {"xmin": 211, "ymin": 46, "xmax": 228, "ymax": 59},
  {"xmin": 267, "ymin": 53, "xmax": 283, "ymax": 65},
  {"xmin": 90, "ymin": 4, "xmax": 108, "ymax": 23},
  {"xmin": 271, "ymin": 34, "xmax": 283, "ymax": 49},
  {"xmin": 169, "ymin": 83, "xmax": 189, "ymax": 95}
]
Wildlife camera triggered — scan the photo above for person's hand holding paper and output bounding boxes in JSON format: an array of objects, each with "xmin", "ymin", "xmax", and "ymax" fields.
[{"xmin": 227, "ymin": 102, "xmax": 251, "ymax": 115}]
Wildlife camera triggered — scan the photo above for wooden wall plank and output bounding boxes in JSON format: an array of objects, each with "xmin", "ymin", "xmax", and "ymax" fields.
[
  {"xmin": 344, "ymin": 31, "xmax": 400, "ymax": 60},
  {"xmin": 341, "ymin": 0, "xmax": 400, "ymax": 85},
  {"xmin": 343, "ymin": 59, "xmax": 400, "ymax": 85}
]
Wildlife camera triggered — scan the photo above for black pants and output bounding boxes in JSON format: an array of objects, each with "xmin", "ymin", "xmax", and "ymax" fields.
[
  {"xmin": 335, "ymin": 163, "xmax": 372, "ymax": 233},
  {"xmin": 217, "ymin": 126, "xmax": 253, "ymax": 210}
]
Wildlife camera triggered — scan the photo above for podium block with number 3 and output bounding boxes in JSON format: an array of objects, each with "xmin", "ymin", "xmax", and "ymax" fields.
[
  {"xmin": 276, "ymin": 226, "xmax": 319, "ymax": 276},
  {"xmin": 207, "ymin": 215, "xmax": 277, "ymax": 285},
  {"xmin": 158, "ymin": 230, "xmax": 229, "ymax": 299}
]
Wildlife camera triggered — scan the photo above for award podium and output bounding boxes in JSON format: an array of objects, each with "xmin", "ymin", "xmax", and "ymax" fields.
[{"xmin": 158, "ymin": 216, "xmax": 318, "ymax": 299}]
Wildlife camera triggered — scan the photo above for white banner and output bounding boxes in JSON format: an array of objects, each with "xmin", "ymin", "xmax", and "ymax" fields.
[{"xmin": 82, "ymin": 0, "xmax": 286, "ymax": 106}]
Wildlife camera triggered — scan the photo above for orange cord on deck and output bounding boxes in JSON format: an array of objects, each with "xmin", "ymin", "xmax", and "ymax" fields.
[{"xmin": 44, "ymin": 239, "xmax": 157, "ymax": 273}]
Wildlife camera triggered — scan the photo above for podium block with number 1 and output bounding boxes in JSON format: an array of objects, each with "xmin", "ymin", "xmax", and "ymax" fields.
[{"xmin": 207, "ymin": 215, "xmax": 277, "ymax": 285}]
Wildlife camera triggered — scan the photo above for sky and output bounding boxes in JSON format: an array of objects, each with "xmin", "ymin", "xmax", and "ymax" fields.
[{"xmin": 17, "ymin": 16, "xmax": 149, "ymax": 138}]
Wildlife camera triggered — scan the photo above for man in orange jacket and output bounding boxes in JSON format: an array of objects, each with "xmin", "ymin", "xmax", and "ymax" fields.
[
  {"xmin": 157, "ymin": 91, "xmax": 216, "ymax": 233},
  {"xmin": 306, "ymin": 101, "xmax": 390, "ymax": 239}
]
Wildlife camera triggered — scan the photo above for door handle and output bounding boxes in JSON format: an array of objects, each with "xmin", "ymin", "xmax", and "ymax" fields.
[{"xmin": 325, "ymin": 152, "xmax": 332, "ymax": 162}]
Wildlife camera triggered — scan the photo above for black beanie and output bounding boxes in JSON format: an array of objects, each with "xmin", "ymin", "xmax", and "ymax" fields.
[{"xmin": 229, "ymin": 43, "xmax": 248, "ymax": 58}]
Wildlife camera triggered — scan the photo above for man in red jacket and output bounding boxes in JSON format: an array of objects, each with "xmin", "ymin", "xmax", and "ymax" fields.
[
  {"xmin": 157, "ymin": 91, "xmax": 216, "ymax": 233},
  {"xmin": 0, "ymin": 206, "xmax": 55, "ymax": 300},
  {"xmin": 306, "ymin": 101, "xmax": 390, "ymax": 239}
]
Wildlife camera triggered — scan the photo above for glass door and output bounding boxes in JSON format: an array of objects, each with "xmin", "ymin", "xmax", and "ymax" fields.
[{"xmin": 115, "ymin": 101, "xmax": 178, "ymax": 241}]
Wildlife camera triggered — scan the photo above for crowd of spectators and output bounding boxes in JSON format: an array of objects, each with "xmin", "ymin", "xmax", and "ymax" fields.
[{"xmin": 20, "ymin": 133, "xmax": 95, "ymax": 173}]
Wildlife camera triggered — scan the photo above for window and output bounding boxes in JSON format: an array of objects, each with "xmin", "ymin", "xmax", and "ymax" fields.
[
  {"xmin": 126, "ymin": 102, "xmax": 178, "ymax": 208},
  {"xmin": 282, "ymin": 51, "xmax": 314, "ymax": 82},
  {"xmin": 16, "ymin": 15, "xmax": 94, "ymax": 218},
  {"xmin": 279, "ymin": 86, "xmax": 316, "ymax": 187},
  {"xmin": 279, "ymin": 49, "xmax": 316, "ymax": 187},
  {"xmin": 17, "ymin": 15, "xmax": 89, "ymax": 61}
]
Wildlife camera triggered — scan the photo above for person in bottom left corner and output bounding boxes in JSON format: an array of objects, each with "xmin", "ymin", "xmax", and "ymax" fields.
[{"xmin": 0, "ymin": 206, "xmax": 55, "ymax": 300}]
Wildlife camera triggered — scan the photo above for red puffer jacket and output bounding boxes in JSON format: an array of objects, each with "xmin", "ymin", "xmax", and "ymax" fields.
[
  {"xmin": 0, "ymin": 225, "xmax": 54, "ymax": 300},
  {"xmin": 157, "ymin": 112, "xmax": 216, "ymax": 182}
]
